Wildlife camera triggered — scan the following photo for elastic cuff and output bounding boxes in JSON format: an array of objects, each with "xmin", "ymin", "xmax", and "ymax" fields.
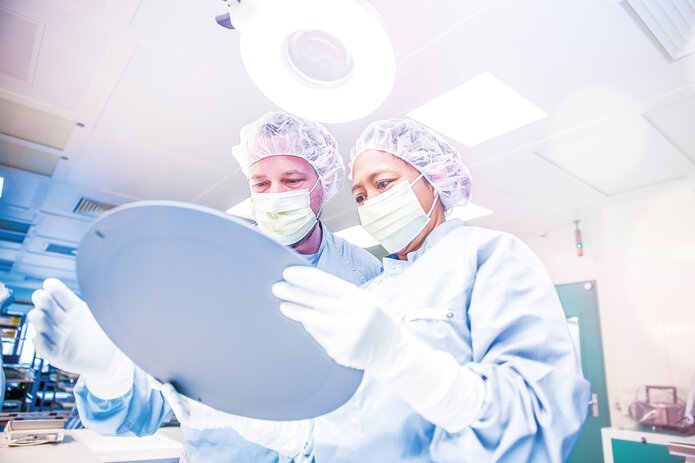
[
  {"xmin": 440, "ymin": 367, "xmax": 485, "ymax": 433},
  {"xmin": 83, "ymin": 353, "xmax": 135, "ymax": 399},
  {"xmin": 371, "ymin": 332, "xmax": 486, "ymax": 433},
  {"xmin": 277, "ymin": 418, "xmax": 314, "ymax": 459}
]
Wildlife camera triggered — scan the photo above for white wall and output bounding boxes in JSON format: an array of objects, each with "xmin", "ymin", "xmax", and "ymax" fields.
[{"xmin": 521, "ymin": 179, "xmax": 695, "ymax": 427}]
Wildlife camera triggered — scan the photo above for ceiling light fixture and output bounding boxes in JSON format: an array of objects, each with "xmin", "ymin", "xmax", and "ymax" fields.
[
  {"xmin": 407, "ymin": 72, "xmax": 547, "ymax": 146},
  {"xmin": 221, "ymin": 0, "xmax": 396, "ymax": 123},
  {"xmin": 447, "ymin": 203, "xmax": 493, "ymax": 222},
  {"xmin": 225, "ymin": 197, "xmax": 253, "ymax": 220},
  {"xmin": 334, "ymin": 224, "xmax": 380, "ymax": 249},
  {"xmin": 0, "ymin": 176, "xmax": 4, "ymax": 198}
]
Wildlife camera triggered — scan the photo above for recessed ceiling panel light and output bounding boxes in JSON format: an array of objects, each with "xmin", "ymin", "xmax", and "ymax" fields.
[
  {"xmin": 226, "ymin": 0, "xmax": 396, "ymax": 123},
  {"xmin": 0, "ymin": 97, "xmax": 76, "ymax": 150},
  {"xmin": 447, "ymin": 202, "xmax": 493, "ymax": 222},
  {"xmin": 334, "ymin": 224, "xmax": 380, "ymax": 249},
  {"xmin": 0, "ymin": 7, "xmax": 44, "ymax": 83},
  {"xmin": 407, "ymin": 72, "xmax": 547, "ymax": 146}
]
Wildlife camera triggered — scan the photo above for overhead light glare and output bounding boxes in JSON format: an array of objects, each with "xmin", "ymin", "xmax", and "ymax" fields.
[
  {"xmin": 407, "ymin": 72, "xmax": 547, "ymax": 146},
  {"xmin": 226, "ymin": 197, "xmax": 253, "ymax": 220},
  {"xmin": 0, "ymin": 176, "xmax": 3, "ymax": 198},
  {"xmin": 447, "ymin": 203, "xmax": 493, "ymax": 222},
  {"xmin": 228, "ymin": 0, "xmax": 396, "ymax": 123},
  {"xmin": 283, "ymin": 29, "xmax": 355, "ymax": 88},
  {"xmin": 334, "ymin": 224, "xmax": 379, "ymax": 249}
]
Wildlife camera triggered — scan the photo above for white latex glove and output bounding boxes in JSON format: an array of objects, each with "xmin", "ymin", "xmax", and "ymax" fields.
[
  {"xmin": 272, "ymin": 266, "xmax": 407, "ymax": 371},
  {"xmin": 156, "ymin": 381, "xmax": 312, "ymax": 458},
  {"xmin": 273, "ymin": 266, "xmax": 485, "ymax": 433},
  {"xmin": 28, "ymin": 278, "xmax": 134, "ymax": 399}
]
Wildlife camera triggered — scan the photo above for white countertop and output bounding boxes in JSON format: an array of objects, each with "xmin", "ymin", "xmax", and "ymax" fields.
[{"xmin": 0, "ymin": 426, "xmax": 183, "ymax": 463}]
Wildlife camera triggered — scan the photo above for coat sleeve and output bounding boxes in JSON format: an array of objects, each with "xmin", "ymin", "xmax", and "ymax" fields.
[
  {"xmin": 73, "ymin": 365, "xmax": 174, "ymax": 436},
  {"xmin": 431, "ymin": 233, "xmax": 591, "ymax": 463}
]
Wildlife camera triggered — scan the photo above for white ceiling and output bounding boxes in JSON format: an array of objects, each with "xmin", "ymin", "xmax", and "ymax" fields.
[{"xmin": 1, "ymin": 0, "xmax": 695, "ymax": 293}]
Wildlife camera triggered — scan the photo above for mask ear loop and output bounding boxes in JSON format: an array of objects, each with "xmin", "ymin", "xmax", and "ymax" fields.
[
  {"xmin": 308, "ymin": 177, "xmax": 322, "ymax": 220},
  {"xmin": 410, "ymin": 173, "xmax": 439, "ymax": 218},
  {"xmin": 409, "ymin": 173, "xmax": 425, "ymax": 187},
  {"xmin": 426, "ymin": 194, "xmax": 439, "ymax": 218},
  {"xmin": 308, "ymin": 177, "xmax": 321, "ymax": 194}
]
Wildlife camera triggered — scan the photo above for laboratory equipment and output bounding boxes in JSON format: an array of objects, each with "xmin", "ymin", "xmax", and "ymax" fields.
[{"xmin": 629, "ymin": 385, "xmax": 694, "ymax": 433}]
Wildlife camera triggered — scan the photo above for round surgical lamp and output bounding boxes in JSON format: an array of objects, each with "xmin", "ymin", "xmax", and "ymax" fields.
[{"xmin": 219, "ymin": 0, "xmax": 396, "ymax": 123}]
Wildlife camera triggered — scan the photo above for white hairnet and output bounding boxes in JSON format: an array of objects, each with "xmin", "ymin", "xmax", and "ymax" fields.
[
  {"xmin": 349, "ymin": 118, "xmax": 471, "ymax": 210},
  {"xmin": 233, "ymin": 111, "xmax": 345, "ymax": 200}
]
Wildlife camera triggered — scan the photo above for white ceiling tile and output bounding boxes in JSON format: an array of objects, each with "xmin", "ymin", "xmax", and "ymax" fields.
[
  {"xmin": 67, "ymin": 130, "xmax": 233, "ymax": 201},
  {"xmin": 476, "ymin": 204, "xmax": 603, "ymax": 240},
  {"xmin": 33, "ymin": 212, "xmax": 92, "ymax": 243},
  {"xmin": 21, "ymin": 251, "xmax": 75, "ymax": 271},
  {"xmin": 94, "ymin": 43, "xmax": 267, "ymax": 169},
  {"xmin": 471, "ymin": 151, "xmax": 606, "ymax": 210},
  {"xmin": 538, "ymin": 116, "xmax": 685, "ymax": 195},
  {"xmin": 0, "ymin": 136, "xmax": 61, "ymax": 176},
  {"xmin": 643, "ymin": 94, "xmax": 695, "ymax": 165},
  {"xmin": 0, "ymin": 6, "xmax": 43, "ymax": 83},
  {"xmin": 0, "ymin": 164, "xmax": 44, "ymax": 209},
  {"xmin": 0, "ymin": 0, "xmax": 120, "ymax": 112},
  {"xmin": 371, "ymin": 0, "xmax": 489, "ymax": 63},
  {"xmin": 130, "ymin": 0, "xmax": 242, "ymax": 67},
  {"xmin": 16, "ymin": 262, "xmax": 76, "ymax": 283},
  {"xmin": 190, "ymin": 174, "xmax": 250, "ymax": 212},
  {"xmin": 459, "ymin": 177, "xmax": 536, "ymax": 228}
]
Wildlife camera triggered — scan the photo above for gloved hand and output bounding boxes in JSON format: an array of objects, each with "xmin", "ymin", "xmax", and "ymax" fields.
[
  {"xmin": 272, "ymin": 266, "xmax": 405, "ymax": 371},
  {"xmin": 273, "ymin": 266, "xmax": 485, "ymax": 433},
  {"xmin": 156, "ymin": 381, "xmax": 312, "ymax": 458},
  {"xmin": 28, "ymin": 278, "xmax": 134, "ymax": 399}
]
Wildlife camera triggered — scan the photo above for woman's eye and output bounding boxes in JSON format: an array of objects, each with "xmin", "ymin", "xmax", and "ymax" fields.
[
  {"xmin": 376, "ymin": 180, "xmax": 391, "ymax": 189},
  {"xmin": 354, "ymin": 194, "xmax": 366, "ymax": 204}
]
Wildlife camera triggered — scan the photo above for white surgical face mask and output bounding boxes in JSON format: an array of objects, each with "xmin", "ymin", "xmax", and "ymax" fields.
[
  {"xmin": 358, "ymin": 174, "xmax": 439, "ymax": 254},
  {"xmin": 251, "ymin": 178, "xmax": 321, "ymax": 245}
]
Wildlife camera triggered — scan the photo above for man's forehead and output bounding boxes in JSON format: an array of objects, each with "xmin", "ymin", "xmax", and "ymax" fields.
[{"xmin": 248, "ymin": 154, "xmax": 316, "ymax": 177}]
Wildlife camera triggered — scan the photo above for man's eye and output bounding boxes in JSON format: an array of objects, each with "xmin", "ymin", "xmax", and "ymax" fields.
[
  {"xmin": 286, "ymin": 179, "xmax": 302, "ymax": 184},
  {"xmin": 253, "ymin": 182, "xmax": 267, "ymax": 189}
]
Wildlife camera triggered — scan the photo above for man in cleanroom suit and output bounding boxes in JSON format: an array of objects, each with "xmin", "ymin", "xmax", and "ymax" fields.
[{"xmin": 28, "ymin": 111, "xmax": 381, "ymax": 462}]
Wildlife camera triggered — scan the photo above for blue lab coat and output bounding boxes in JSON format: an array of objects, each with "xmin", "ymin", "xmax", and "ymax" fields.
[{"xmin": 296, "ymin": 219, "xmax": 590, "ymax": 462}]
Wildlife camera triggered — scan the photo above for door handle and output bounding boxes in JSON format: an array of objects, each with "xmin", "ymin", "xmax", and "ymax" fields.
[{"xmin": 588, "ymin": 393, "xmax": 599, "ymax": 417}]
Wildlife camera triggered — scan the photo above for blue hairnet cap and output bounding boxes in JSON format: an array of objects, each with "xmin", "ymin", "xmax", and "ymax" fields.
[
  {"xmin": 233, "ymin": 110, "xmax": 345, "ymax": 201},
  {"xmin": 349, "ymin": 118, "xmax": 472, "ymax": 211}
]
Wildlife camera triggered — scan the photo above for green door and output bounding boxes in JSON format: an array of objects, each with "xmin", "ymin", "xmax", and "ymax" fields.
[{"xmin": 556, "ymin": 281, "xmax": 611, "ymax": 463}]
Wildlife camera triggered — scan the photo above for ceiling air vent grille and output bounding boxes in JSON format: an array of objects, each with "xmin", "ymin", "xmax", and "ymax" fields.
[
  {"xmin": 45, "ymin": 243, "xmax": 77, "ymax": 256},
  {"xmin": 625, "ymin": 0, "xmax": 695, "ymax": 61},
  {"xmin": 73, "ymin": 198, "xmax": 115, "ymax": 217},
  {"xmin": 0, "ymin": 217, "xmax": 31, "ymax": 244}
]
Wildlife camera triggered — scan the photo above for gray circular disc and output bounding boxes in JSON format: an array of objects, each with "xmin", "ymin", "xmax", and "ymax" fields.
[{"xmin": 77, "ymin": 201, "xmax": 362, "ymax": 420}]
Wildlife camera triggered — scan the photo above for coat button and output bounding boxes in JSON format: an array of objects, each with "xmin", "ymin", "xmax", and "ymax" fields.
[{"xmin": 446, "ymin": 312, "xmax": 455, "ymax": 320}]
